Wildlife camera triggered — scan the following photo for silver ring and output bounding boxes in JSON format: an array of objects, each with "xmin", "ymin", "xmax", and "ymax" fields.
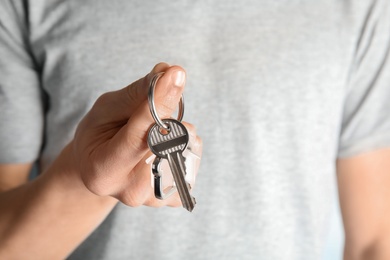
[{"xmin": 148, "ymin": 72, "xmax": 184, "ymax": 130}]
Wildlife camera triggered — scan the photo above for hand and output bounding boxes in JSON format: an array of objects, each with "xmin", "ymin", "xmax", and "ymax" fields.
[{"xmin": 72, "ymin": 63, "xmax": 202, "ymax": 207}]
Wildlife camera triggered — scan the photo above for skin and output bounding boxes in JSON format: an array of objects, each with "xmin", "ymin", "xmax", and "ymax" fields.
[
  {"xmin": 0, "ymin": 63, "xmax": 202, "ymax": 259},
  {"xmin": 337, "ymin": 148, "xmax": 390, "ymax": 260},
  {"xmin": 0, "ymin": 62, "xmax": 388, "ymax": 259},
  {"xmin": 0, "ymin": 164, "xmax": 31, "ymax": 192}
]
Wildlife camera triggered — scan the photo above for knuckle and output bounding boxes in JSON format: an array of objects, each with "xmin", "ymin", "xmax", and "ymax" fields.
[
  {"xmin": 90, "ymin": 92, "xmax": 115, "ymax": 121},
  {"xmin": 79, "ymin": 163, "xmax": 113, "ymax": 196},
  {"xmin": 126, "ymin": 84, "xmax": 140, "ymax": 105},
  {"xmin": 126, "ymin": 75, "xmax": 149, "ymax": 106},
  {"xmin": 126, "ymin": 133, "xmax": 148, "ymax": 154},
  {"xmin": 120, "ymin": 196, "xmax": 142, "ymax": 207},
  {"xmin": 82, "ymin": 175, "xmax": 109, "ymax": 196},
  {"xmin": 183, "ymin": 122, "xmax": 196, "ymax": 135},
  {"xmin": 157, "ymin": 100, "xmax": 177, "ymax": 118},
  {"xmin": 183, "ymin": 122, "xmax": 195, "ymax": 130},
  {"xmin": 118, "ymin": 190, "xmax": 145, "ymax": 207},
  {"xmin": 144, "ymin": 198, "xmax": 164, "ymax": 208},
  {"xmin": 94, "ymin": 92, "xmax": 112, "ymax": 107}
]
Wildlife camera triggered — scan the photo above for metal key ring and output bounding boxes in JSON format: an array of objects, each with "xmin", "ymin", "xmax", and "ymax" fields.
[{"xmin": 148, "ymin": 72, "xmax": 184, "ymax": 130}]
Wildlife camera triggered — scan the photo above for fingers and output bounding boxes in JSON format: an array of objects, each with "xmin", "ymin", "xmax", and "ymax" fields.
[
  {"xmin": 123, "ymin": 62, "xmax": 171, "ymax": 118},
  {"xmin": 116, "ymin": 121, "xmax": 202, "ymax": 209},
  {"xmin": 183, "ymin": 122, "xmax": 203, "ymax": 158},
  {"xmin": 76, "ymin": 62, "xmax": 196, "ymax": 209},
  {"xmin": 86, "ymin": 65, "xmax": 186, "ymax": 196},
  {"xmin": 107, "ymin": 66, "xmax": 187, "ymax": 169},
  {"xmin": 88, "ymin": 62, "xmax": 170, "ymax": 124},
  {"xmin": 128, "ymin": 65, "xmax": 186, "ymax": 127},
  {"xmin": 115, "ymin": 152, "xmax": 182, "ymax": 208}
]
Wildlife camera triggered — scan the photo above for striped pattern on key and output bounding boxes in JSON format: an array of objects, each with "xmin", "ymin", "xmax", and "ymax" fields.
[{"xmin": 148, "ymin": 119, "xmax": 189, "ymax": 158}]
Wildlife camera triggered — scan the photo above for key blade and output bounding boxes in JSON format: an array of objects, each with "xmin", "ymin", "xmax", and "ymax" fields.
[{"xmin": 167, "ymin": 152, "xmax": 196, "ymax": 212}]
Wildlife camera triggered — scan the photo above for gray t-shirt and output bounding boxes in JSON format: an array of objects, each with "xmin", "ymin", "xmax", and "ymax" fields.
[{"xmin": 1, "ymin": 1, "xmax": 390, "ymax": 259}]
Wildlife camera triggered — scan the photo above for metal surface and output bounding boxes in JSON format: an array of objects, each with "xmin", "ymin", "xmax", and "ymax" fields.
[
  {"xmin": 147, "ymin": 119, "xmax": 195, "ymax": 212},
  {"xmin": 152, "ymin": 156, "xmax": 177, "ymax": 200}
]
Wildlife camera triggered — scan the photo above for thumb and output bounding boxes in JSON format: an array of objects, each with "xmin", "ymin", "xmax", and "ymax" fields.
[
  {"xmin": 108, "ymin": 65, "xmax": 186, "ymax": 165},
  {"xmin": 90, "ymin": 63, "xmax": 170, "ymax": 123},
  {"xmin": 124, "ymin": 62, "xmax": 171, "ymax": 116}
]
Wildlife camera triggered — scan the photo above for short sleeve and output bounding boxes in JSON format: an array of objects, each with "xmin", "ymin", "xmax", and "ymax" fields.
[
  {"xmin": 338, "ymin": 0, "xmax": 390, "ymax": 158},
  {"xmin": 0, "ymin": 1, "xmax": 44, "ymax": 163}
]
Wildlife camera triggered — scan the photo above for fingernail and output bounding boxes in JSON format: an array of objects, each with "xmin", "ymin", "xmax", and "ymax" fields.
[{"xmin": 171, "ymin": 70, "xmax": 185, "ymax": 87}]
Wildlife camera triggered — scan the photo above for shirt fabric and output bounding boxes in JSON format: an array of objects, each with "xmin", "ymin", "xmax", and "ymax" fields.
[{"xmin": 0, "ymin": 1, "xmax": 390, "ymax": 259}]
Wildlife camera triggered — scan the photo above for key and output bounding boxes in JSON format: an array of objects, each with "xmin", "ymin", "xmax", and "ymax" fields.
[
  {"xmin": 151, "ymin": 156, "xmax": 177, "ymax": 200},
  {"xmin": 147, "ymin": 118, "xmax": 196, "ymax": 212}
]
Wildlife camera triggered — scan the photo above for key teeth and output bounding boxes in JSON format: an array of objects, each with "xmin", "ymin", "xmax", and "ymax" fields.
[
  {"xmin": 181, "ymin": 155, "xmax": 188, "ymax": 181},
  {"xmin": 183, "ymin": 157, "xmax": 193, "ymax": 191},
  {"xmin": 183, "ymin": 155, "xmax": 187, "ymax": 169}
]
